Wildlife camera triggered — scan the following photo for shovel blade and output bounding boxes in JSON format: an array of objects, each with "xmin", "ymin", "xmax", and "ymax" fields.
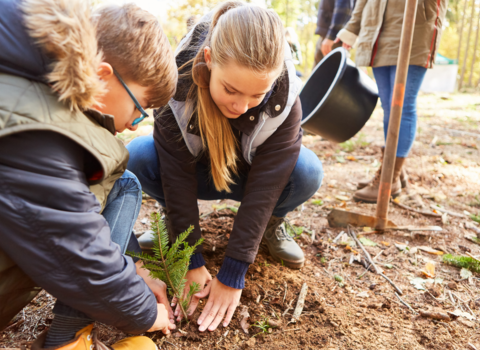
[{"xmin": 327, "ymin": 208, "xmax": 396, "ymax": 228}]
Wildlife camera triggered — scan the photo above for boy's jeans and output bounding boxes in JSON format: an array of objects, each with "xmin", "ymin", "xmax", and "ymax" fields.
[{"xmin": 52, "ymin": 170, "xmax": 142, "ymax": 320}]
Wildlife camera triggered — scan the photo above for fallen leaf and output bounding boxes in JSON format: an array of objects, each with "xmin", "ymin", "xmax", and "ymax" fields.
[
  {"xmin": 346, "ymin": 155, "xmax": 357, "ymax": 161},
  {"xmin": 420, "ymin": 262, "xmax": 435, "ymax": 278},
  {"xmin": 381, "ymin": 241, "xmax": 390, "ymax": 247},
  {"xmin": 395, "ymin": 243, "xmax": 409, "ymax": 251},
  {"xmin": 345, "ymin": 245, "xmax": 359, "ymax": 254},
  {"xmin": 393, "ymin": 197, "xmax": 400, "ymax": 203},
  {"xmin": 410, "ymin": 277, "xmax": 443, "ymax": 290},
  {"xmin": 418, "ymin": 246, "xmax": 443, "ymax": 255},
  {"xmin": 356, "ymin": 291, "xmax": 369, "ymax": 298},
  {"xmin": 384, "ymin": 264, "xmax": 393, "ymax": 269},
  {"xmin": 363, "ymin": 227, "xmax": 372, "ymax": 232},
  {"xmin": 359, "ymin": 237, "xmax": 377, "ymax": 247},
  {"xmin": 461, "ymin": 268, "xmax": 473, "ymax": 279},
  {"xmin": 450, "ymin": 309, "xmax": 476, "ymax": 321},
  {"xmin": 335, "ymin": 195, "xmax": 350, "ymax": 201},
  {"xmin": 239, "ymin": 305, "xmax": 250, "ymax": 334}
]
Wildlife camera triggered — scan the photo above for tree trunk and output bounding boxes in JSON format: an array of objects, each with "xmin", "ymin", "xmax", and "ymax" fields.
[
  {"xmin": 459, "ymin": 0, "xmax": 476, "ymax": 90},
  {"xmin": 456, "ymin": 0, "xmax": 469, "ymax": 63},
  {"xmin": 468, "ymin": 4, "xmax": 480, "ymax": 87}
]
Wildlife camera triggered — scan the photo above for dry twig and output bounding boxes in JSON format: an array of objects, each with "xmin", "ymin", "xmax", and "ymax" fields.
[
  {"xmin": 393, "ymin": 200, "xmax": 441, "ymax": 218},
  {"xmin": 292, "ymin": 283, "xmax": 308, "ymax": 320}
]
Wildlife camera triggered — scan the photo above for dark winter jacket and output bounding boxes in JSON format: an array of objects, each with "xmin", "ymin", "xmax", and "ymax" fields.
[
  {"xmin": 154, "ymin": 21, "xmax": 303, "ymax": 287},
  {"xmin": 316, "ymin": 0, "xmax": 355, "ymax": 40},
  {"xmin": 0, "ymin": 0, "xmax": 157, "ymax": 333}
]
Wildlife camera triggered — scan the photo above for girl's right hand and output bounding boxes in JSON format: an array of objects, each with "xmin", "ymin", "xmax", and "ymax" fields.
[
  {"xmin": 147, "ymin": 304, "xmax": 176, "ymax": 334},
  {"xmin": 172, "ymin": 265, "xmax": 212, "ymax": 321}
]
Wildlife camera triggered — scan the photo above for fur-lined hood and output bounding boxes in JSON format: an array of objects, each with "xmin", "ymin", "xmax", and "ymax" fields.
[{"xmin": 0, "ymin": 0, "xmax": 105, "ymax": 111}]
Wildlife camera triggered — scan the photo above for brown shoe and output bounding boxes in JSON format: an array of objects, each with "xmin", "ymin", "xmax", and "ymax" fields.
[
  {"xmin": 32, "ymin": 324, "xmax": 157, "ymax": 350},
  {"xmin": 357, "ymin": 149, "xmax": 408, "ymax": 189},
  {"xmin": 354, "ymin": 158, "xmax": 406, "ymax": 203}
]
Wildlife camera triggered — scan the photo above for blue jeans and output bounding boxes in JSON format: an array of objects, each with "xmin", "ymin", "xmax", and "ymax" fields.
[
  {"xmin": 372, "ymin": 65, "xmax": 427, "ymax": 158},
  {"xmin": 126, "ymin": 135, "xmax": 323, "ymax": 218},
  {"xmin": 53, "ymin": 170, "xmax": 143, "ymax": 319}
]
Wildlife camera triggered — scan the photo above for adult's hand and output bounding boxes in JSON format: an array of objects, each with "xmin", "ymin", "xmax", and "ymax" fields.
[
  {"xmin": 321, "ymin": 38, "xmax": 335, "ymax": 56},
  {"xmin": 147, "ymin": 304, "xmax": 176, "ymax": 334},
  {"xmin": 335, "ymin": 38, "xmax": 352, "ymax": 50},
  {"xmin": 172, "ymin": 265, "xmax": 212, "ymax": 322},
  {"xmin": 195, "ymin": 278, "xmax": 242, "ymax": 332},
  {"xmin": 135, "ymin": 260, "xmax": 174, "ymax": 323}
]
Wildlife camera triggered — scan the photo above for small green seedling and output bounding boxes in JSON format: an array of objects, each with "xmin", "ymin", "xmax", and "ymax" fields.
[
  {"xmin": 128, "ymin": 212, "xmax": 203, "ymax": 322},
  {"xmin": 470, "ymin": 214, "xmax": 480, "ymax": 224},
  {"xmin": 311, "ymin": 199, "xmax": 324, "ymax": 206},
  {"xmin": 253, "ymin": 316, "xmax": 274, "ymax": 334}
]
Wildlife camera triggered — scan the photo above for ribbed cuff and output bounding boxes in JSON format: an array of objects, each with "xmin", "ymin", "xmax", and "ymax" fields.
[
  {"xmin": 216, "ymin": 256, "xmax": 249, "ymax": 289},
  {"xmin": 189, "ymin": 253, "xmax": 206, "ymax": 270}
]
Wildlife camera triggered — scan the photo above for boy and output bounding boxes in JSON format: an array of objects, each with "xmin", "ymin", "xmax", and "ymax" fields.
[{"xmin": 0, "ymin": 0, "xmax": 177, "ymax": 348}]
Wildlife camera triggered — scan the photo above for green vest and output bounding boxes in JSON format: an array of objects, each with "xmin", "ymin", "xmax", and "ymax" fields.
[{"xmin": 0, "ymin": 73, "xmax": 129, "ymax": 211}]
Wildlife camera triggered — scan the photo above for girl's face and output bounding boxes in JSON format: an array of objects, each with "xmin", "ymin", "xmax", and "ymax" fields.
[{"xmin": 204, "ymin": 47, "xmax": 281, "ymax": 119}]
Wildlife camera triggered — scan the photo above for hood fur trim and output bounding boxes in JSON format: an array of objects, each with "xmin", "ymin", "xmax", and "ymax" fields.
[{"xmin": 21, "ymin": 0, "xmax": 106, "ymax": 111}]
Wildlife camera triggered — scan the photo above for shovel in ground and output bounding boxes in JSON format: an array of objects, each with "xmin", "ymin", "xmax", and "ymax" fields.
[{"xmin": 327, "ymin": 208, "xmax": 442, "ymax": 232}]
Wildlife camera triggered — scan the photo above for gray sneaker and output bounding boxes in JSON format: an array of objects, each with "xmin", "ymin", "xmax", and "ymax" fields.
[{"xmin": 263, "ymin": 216, "xmax": 305, "ymax": 269}]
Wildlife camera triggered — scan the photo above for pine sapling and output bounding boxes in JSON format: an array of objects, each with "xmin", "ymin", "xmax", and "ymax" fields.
[{"xmin": 128, "ymin": 212, "xmax": 203, "ymax": 322}]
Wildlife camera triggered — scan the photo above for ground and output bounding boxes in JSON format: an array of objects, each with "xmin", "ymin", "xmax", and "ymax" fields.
[{"xmin": 1, "ymin": 92, "xmax": 480, "ymax": 349}]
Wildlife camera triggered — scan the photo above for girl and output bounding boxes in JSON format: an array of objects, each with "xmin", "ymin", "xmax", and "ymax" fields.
[
  {"xmin": 336, "ymin": 0, "xmax": 448, "ymax": 202},
  {"xmin": 127, "ymin": 1, "xmax": 323, "ymax": 332}
]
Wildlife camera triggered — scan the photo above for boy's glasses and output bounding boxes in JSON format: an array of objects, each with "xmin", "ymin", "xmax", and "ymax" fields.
[{"xmin": 113, "ymin": 69, "xmax": 149, "ymax": 126}]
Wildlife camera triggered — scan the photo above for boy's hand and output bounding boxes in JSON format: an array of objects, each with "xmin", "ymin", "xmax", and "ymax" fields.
[
  {"xmin": 195, "ymin": 278, "xmax": 242, "ymax": 332},
  {"xmin": 172, "ymin": 265, "xmax": 212, "ymax": 321},
  {"xmin": 147, "ymin": 304, "xmax": 176, "ymax": 334},
  {"xmin": 135, "ymin": 261, "xmax": 174, "ymax": 323},
  {"xmin": 321, "ymin": 38, "xmax": 335, "ymax": 56}
]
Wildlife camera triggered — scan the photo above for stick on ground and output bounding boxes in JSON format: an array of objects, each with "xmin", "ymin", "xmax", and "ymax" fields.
[
  {"xmin": 395, "ymin": 292, "xmax": 417, "ymax": 314},
  {"xmin": 292, "ymin": 283, "xmax": 308, "ymax": 320},
  {"xmin": 392, "ymin": 200, "xmax": 441, "ymax": 218}
]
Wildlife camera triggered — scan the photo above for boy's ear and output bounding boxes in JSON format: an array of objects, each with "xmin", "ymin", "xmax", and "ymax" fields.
[{"xmin": 97, "ymin": 62, "xmax": 114, "ymax": 81}]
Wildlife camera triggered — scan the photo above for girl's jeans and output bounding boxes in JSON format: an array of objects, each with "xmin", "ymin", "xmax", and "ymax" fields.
[
  {"xmin": 126, "ymin": 135, "xmax": 324, "ymax": 219},
  {"xmin": 372, "ymin": 65, "xmax": 427, "ymax": 158},
  {"xmin": 53, "ymin": 170, "xmax": 143, "ymax": 319}
]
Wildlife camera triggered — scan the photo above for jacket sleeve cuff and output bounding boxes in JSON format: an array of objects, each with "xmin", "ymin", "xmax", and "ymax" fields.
[
  {"xmin": 336, "ymin": 28, "xmax": 357, "ymax": 47},
  {"xmin": 216, "ymin": 256, "xmax": 249, "ymax": 289},
  {"xmin": 189, "ymin": 252, "xmax": 206, "ymax": 270}
]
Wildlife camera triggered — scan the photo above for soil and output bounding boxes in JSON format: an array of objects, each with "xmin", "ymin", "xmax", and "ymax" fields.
[{"xmin": 1, "ymin": 92, "xmax": 480, "ymax": 349}]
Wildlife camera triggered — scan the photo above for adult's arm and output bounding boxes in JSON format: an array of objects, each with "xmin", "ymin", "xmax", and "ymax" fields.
[
  {"xmin": 0, "ymin": 131, "xmax": 157, "ymax": 334},
  {"xmin": 217, "ymin": 97, "xmax": 303, "ymax": 289},
  {"xmin": 336, "ymin": 0, "xmax": 368, "ymax": 46},
  {"xmin": 326, "ymin": 0, "xmax": 354, "ymax": 40}
]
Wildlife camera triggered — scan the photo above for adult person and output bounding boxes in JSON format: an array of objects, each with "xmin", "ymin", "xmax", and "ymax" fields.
[
  {"xmin": 0, "ymin": 0, "xmax": 178, "ymax": 348},
  {"xmin": 314, "ymin": 0, "xmax": 355, "ymax": 67},
  {"xmin": 127, "ymin": 1, "xmax": 323, "ymax": 334},
  {"xmin": 337, "ymin": 0, "xmax": 448, "ymax": 202}
]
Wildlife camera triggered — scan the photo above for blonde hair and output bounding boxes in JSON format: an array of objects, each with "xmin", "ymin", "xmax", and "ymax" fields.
[
  {"xmin": 93, "ymin": 4, "xmax": 177, "ymax": 108},
  {"xmin": 185, "ymin": 1, "xmax": 285, "ymax": 192}
]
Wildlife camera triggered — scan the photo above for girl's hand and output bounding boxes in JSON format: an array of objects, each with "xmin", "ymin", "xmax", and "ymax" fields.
[
  {"xmin": 172, "ymin": 265, "xmax": 212, "ymax": 321},
  {"xmin": 195, "ymin": 278, "xmax": 242, "ymax": 332},
  {"xmin": 321, "ymin": 38, "xmax": 335, "ymax": 56},
  {"xmin": 147, "ymin": 304, "xmax": 176, "ymax": 334},
  {"xmin": 135, "ymin": 261, "xmax": 175, "ymax": 323}
]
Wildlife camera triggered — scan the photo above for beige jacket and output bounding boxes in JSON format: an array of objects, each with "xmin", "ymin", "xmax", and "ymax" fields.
[{"xmin": 337, "ymin": 0, "xmax": 448, "ymax": 68}]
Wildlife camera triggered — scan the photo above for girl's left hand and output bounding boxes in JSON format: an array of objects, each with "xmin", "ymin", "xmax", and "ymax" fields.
[{"xmin": 194, "ymin": 278, "xmax": 242, "ymax": 332}]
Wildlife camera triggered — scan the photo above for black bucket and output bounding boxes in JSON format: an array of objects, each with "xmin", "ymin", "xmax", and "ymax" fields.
[{"xmin": 300, "ymin": 48, "xmax": 379, "ymax": 143}]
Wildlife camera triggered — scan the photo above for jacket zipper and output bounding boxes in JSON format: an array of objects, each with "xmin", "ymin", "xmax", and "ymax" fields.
[{"xmin": 425, "ymin": 0, "xmax": 441, "ymax": 68}]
